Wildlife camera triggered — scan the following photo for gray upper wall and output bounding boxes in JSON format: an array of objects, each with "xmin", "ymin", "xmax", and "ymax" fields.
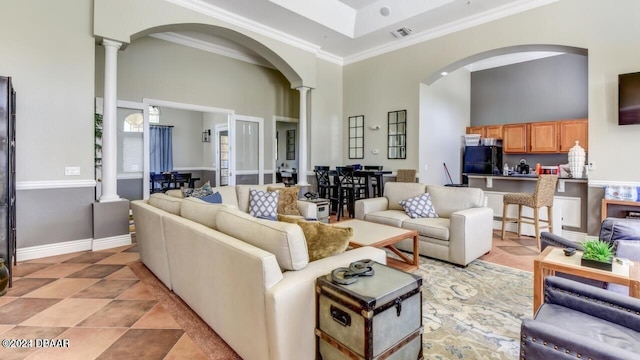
[{"xmin": 471, "ymin": 54, "xmax": 588, "ymax": 125}]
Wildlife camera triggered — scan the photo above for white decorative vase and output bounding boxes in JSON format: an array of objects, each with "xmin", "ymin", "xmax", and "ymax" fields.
[{"xmin": 568, "ymin": 141, "xmax": 586, "ymax": 178}]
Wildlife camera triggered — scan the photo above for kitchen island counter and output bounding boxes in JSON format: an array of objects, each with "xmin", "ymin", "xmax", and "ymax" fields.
[{"xmin": 465, "ymin": 174, "xmax": 588, "ymax": 237}]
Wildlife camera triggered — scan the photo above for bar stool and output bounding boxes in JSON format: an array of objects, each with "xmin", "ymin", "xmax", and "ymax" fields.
[{"xmin": 501, "ymin": 175, "xmax": 559, "ymax": 249}]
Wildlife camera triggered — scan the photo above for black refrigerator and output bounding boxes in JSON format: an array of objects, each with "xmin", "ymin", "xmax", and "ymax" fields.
[
  {"xmin": 462, "ymin": 146, "xmax": 502, "ymax": 183},
  {"xmin": 0, "ymin": 76, "xmax": 16, "ymax": 287}
]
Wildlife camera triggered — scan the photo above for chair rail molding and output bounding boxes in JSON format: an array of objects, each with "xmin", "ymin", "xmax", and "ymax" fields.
[{"xmin": 17, "ymin": 180, "xmax": 97, "ymax": 190}]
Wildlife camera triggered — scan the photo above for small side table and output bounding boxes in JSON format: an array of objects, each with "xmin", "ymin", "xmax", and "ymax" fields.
[
  {"xmin": 533, "ymin": 246, "xmax": 640, "ymax": 314},
  {"xmin": 301, "ymin": 198, "xmax": 330, "ymax": 223}
]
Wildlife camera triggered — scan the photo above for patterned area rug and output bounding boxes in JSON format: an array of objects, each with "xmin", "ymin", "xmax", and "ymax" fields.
[{"xmin": 416, "ymin": 257, "xmax": 533, "ymax": 359}]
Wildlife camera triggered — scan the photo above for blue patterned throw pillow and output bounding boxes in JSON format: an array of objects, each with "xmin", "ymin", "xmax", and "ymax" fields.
[
  {"xmin": 249, "ymin": 189, "xmax": 279, "ymax": 221},
  {"xmin": 399, "ymin": 193, "xmax": 438, "ymax": 219},
  {"xmin": 199, "ymin": 191, "xmax": 223, "ymax": 204}
]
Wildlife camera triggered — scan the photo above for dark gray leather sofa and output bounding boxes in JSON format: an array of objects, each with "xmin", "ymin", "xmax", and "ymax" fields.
[{"xmin": 520, "ymin": 276, "xmax": 640, "ymax": 360}]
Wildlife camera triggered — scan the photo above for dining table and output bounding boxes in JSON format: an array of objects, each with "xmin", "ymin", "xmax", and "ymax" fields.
[
  {"xmin": 328, "ymin": 169, "xmax": 392, "ymax": 198},
  {"xmin": 150, "ymin": 172, "xmax": 201, "ymax": 193}
]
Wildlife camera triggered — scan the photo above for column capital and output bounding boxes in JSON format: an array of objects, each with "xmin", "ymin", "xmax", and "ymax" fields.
[
  {"xmin": 296, "ymin": 86, "xmax": 311, "ymax": 93},
  {"xmin": 102, "ymin": 39, "xmax": 123, "ymax": 50}
]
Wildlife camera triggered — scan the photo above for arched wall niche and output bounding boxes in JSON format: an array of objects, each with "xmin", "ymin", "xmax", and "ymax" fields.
[{"xmin": 93, "ymin": 0, "xmax": 315, "ymax": 88}]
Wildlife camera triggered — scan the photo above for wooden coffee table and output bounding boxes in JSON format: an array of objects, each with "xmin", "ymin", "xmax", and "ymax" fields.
[
  {"xmin": 333, "ymin": 219, "xmax": 419, "ymax": 271},
  {"xmin": 533, "ymin": 246, "xmax": 640, "ymax": 314}
]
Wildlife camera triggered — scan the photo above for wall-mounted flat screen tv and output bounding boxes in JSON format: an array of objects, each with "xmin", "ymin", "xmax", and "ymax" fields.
[{"xmin": 619, "ymin": 72, "xmax": 640, "ymax": 125}]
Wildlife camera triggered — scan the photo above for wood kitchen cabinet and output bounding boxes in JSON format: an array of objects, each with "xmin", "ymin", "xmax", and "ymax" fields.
[
  {"xmin": 529, "ymin": 121, "xmax": 559, "ymax": 153},
  {"xmin": 559, "ymin": 118, "xmax": 588, "ymax": 152},
  {"xmin": 503, "ymin": 124, "xmax": 528, "ymax": 153},
  {"xmin": 466, "ymin": 126, "xmax": 485, "ymax": 137},
  {"xmin": 466, "ymin": 125, "xmax": 502, "ymax": 139},
  {"xmin": 485, "ymin": 125, "xmax": 503, "ymax": 139}
]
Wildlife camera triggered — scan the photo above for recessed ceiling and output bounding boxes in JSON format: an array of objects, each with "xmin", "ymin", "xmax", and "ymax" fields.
[{"xmin": 167, "ymin": 0, "xmax": 559, "ymax": 63}]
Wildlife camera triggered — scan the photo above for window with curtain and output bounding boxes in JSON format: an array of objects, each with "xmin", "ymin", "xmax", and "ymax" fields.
[{"xmin": 150, "ymin": 125, "xmax": 173, "ymax": 173}]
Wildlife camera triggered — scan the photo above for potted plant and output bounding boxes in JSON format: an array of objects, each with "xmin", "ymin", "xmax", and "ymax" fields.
[{"xmin": 580, "ymin": 239, "xmax": 614, "ymax": 271}]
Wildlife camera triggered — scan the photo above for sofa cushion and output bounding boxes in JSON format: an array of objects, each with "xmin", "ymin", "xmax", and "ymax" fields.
[
  {"xmin": 600, "ymin": 218, "xmax": 640, "ymax": 243},
  {"xmin": 535, "ymin": 303, "xmax": 640, "ymax": 354},
  {"xmin": 278, "ymin": 215, "xmax": 352, "ymax": 261},
  {"xmin": 363, "ymin": 210, "xmax": 410, "ymax": 228},
  {"xmin": 210, "ymin": 186, "xmax": 240, "ymax": 208},
  {"xmin": 237, "ymin": 183, "xmax": 285, "ymax": 213},
  {"xmin": 426, "ymin": 185, "xmax": 484, "ymax": 218},
  {"xmin": 268, "ymin": 186, "xmax": 301, "ymax": 216},
  {"xmin": 402, "ymin": 217, "xmax": 450, "ymax": 241},
  {"xmin": 180, "ymin": 197, "xmax": 230, "ymax": 230},
  {"xmin": 249, "ymin": 189, "xmax": 279, "ymax": 220},
  {"xmin": 399, "ymin": 193, "xmax": 438, "ymax": 219},
  {"xmin": 148, "ymin": 193, "xmax": 183, "ymax": 215},
  {"xmin": 384, "ymin": 182, "xmax": 428, "ymax": 211},
  {"xmin": 216, "ymin": 207, "xmax": 309, "ymax": 271}
]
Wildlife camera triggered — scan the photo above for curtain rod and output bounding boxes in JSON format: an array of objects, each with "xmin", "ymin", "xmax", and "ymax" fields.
[{"xmin": 150, "ymin": 124, "xmax": 174, "ymax": 128}]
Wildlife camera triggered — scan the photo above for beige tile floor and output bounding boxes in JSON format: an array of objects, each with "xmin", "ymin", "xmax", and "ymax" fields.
[
  {"xmin": 0, "ymin": 226, "xmax": 538, "ymax": 359},
  {"xmin": 0, "ymin": 243, "xmax": 207, "ymax": 360}
]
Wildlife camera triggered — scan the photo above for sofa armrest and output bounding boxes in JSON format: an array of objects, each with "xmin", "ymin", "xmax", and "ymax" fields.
[
  {"xmin": 354, "ymin": 197, "xmax": 389, "ymax": 219},
  {"xmin": 265, "ymin": 247, "xmax": 387, "ymax": 360},
  {"xmin": 544, "ymin": 276, "xmax": 640, "ymax": 332},
  {"xmin": 521, "ymin": 319, "xmax": 639, "ymax": 360},
  {"xmin": 540, "ymin": 232, "xmax": 583, "ymax": 251},
  {"xmin": 297, "ymin": 200, "xmax": 317, "ymax": 219},
  {"xmin": 448, "ymin": 207, "xmax": 493, "ymax": 266}
]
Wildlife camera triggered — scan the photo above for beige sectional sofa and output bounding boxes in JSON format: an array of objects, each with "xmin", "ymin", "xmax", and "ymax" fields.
[
  {"xmin": 355, "ymin": 182, "xmax": 493, "ymax": 266},
  {"xmin": 131, "ymin": 184, "xmax": 387, "ymax": 360}
]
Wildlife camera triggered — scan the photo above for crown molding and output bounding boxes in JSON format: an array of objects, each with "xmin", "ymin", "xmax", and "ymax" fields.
[
  {"xmin": 151, "ymin": 32, "xmax": 275, "ymax": 69},
  {"xmin": 167, "ymin": 0, "xmax": 321, "ymax": 54},
  {"xmin": 168, "ymin": 0, "xmax": 558, "ymax": 66},
  {"xmin": 317, "ymin": 50, "xmax": 344, "ymax": 66}
]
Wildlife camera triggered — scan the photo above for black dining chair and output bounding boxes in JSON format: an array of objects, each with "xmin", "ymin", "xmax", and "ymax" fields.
[
  {"xmin": 314, "ymin": 166, "xmax": 337, "ymax": 200},
  {"xmin": 364, "ymin": 165, "xmax": 383, "ymax": 198},
  {"xmin": 330, "ymin": 166, "xmax": 367, "ymax": 221},
  {"xmin": 173, "ymin": 172, "xmax": 192, "ymax": 189},
  {"xmin": 150, "ymin": 172, "xmax": 171, "ymax": 193}
]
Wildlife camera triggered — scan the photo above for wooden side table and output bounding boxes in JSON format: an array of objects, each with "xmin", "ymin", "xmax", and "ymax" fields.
[
  {"xmin": 601, "ymin": 198, "xmax": 640, "ymax": 221},
  {"xmin": 533, "ymin": 246, "xmax": 640, "ymax": 314}
]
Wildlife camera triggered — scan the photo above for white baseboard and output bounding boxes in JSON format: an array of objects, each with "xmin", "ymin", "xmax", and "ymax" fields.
[
  {"xmin": 16, "ymin": 234, "xmax": 133, "ymax": 262},
  {"xmin": 92, "ymin": 234, "xmax": 132, "ymax": 251},
  {"xmin": 492, "ymin": 220, "xmax": 587, "ymax": 243},
  {"xmin": 17, "ymin": 238, "xmax": 92, "ymax": 262}
]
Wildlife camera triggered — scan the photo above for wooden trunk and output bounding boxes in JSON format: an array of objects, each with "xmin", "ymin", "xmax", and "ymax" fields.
[{"xmin": 316, "ymin": 262, "xmax": 423, "ymax": 360}]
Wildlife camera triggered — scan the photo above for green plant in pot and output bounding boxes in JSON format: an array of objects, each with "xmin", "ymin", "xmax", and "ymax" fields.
[{"xmin": 580, "ymin": 239, "xmax": 614, "ymax": 271}]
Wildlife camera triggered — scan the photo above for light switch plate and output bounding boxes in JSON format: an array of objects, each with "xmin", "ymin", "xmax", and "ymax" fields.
[{"xmin": 65, "ymin": 166, "xmax": 80, "ymax": 176}]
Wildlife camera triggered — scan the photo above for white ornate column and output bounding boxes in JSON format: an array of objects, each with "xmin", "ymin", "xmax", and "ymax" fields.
[
  {"xmin": 100, "ymin": 39, "xmax": 122, "ymax": 202},
  {"xmin": 296, "ymin": 86, "xmax": 310, "ymax": 186}
]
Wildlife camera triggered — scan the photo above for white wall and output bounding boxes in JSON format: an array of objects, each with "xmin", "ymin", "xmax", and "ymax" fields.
[
  {"xmin": 310, "ymin": 60, "xmax": 344, "ymax": 169},
  {"xmin": 419, "ymin": 68, "xmax": 471, "ymax": 185},
  {"xmin": 1, "ymin": 0, "xmax": 95, "ymax": 182}
]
